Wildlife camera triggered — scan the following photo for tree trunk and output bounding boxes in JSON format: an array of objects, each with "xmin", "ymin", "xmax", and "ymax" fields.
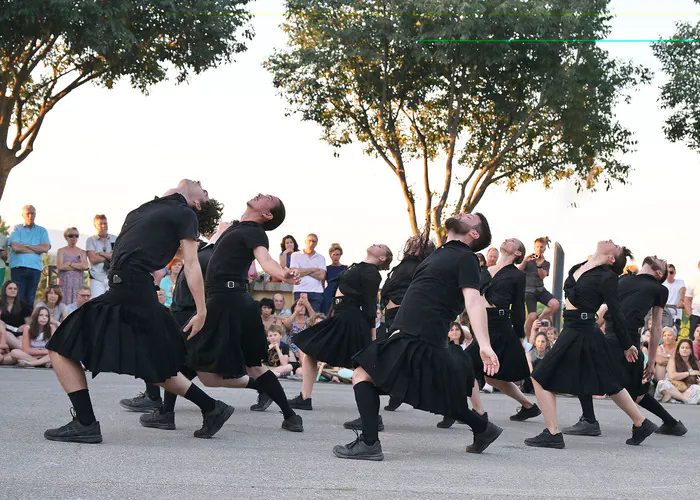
[{"xmin": 0, "ymin": 147, "xmax": 18, "ymax": 201}]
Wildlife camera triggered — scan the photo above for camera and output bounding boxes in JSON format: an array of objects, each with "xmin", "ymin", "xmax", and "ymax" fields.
[{"xmin": 540, "ymin": 319, "xmax": 549, "ymax": 328}]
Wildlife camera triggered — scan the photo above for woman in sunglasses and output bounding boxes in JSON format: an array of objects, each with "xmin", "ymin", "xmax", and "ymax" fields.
[{"xmin": 56, "ymin": 227, "xmax": 89, "ymax": 305}]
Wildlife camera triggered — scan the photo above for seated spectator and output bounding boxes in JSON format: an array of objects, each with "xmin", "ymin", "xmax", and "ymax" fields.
[
  {"xmin": 66, "ymin": 286, "xmax": 92, "ymax": 314},
  {"xmin": 278, "ymin": 234, "xmax": 299, "ymax": 268},
  {"xmin": 641, "ymin": 329, "xmax": 651, "ymax": 361},
  {"xmin": 320, "ymin": 242, "xmax": 348, "ymax": 314},
  {"xmin": 10, "ymin": 306, "xmax": 54, "ymax": 368},
  {"xmin": 0, "ymin": 215, "xmax": 8, "ymax": 284},
  {"xmin": 0, "ymin": 280, "xmax": 32, "ymax": 351},
  {"xmin": 273, "ymin": 293, "xmax": 291, "ymax": 316},
  {"xmin": 527, "ymin": 318, "xmax": 550, "ymax": 345},
  {"xmin": 462, "ymin": 325, "xmax": 473, "ymax": 347},
  {"xmin": 476, "ymin": 253, "xmax": 486, "ymax": 268},
  {"xmin": 522, "ymin": 332, "xmax": 550, "ymax": 394},
  {"xmin": 655, "ymin": 326, "xmax": 678, "ymax": 382},
  {"xmin": 655, "ymin": 339, "xmax": 700, "ymax": 404},
  {"xmin": 56, "ymin": 227, "xmax": 89, "ymax": 305},
  {"xmin": 159, "ymin": 257, "xmax": 183, "ymax": 308},
  {"xmin": 263, "ymin": 324, "xmax": 294, "ymax": 377},
  {"xmin": 35, "ymin": 285, "xmax": 69, "ymax": 326},
  {"xmin": 0, "ymin": 325, "xmax": 14, "ymax": 364},
  {"xmin": 283, "ymin": 296, "xmax": 315, "ymax": 361},
  {"xmin": 260, "ymin": 297, "xmax": 277, "ymax": 331},
  {"xmin": 546, "ymin": 327, "xmax": 558, "ymax": 346},
  {"xmin": 447, "ymin": 321, "xmax": 469, "ymax": 350},
  {"xmin": 375, "ymin": 309, "xmax": 387, "ymax": 342},
  {"xmin": 693, "ymin": 325, "xmax": 700, "ymax": 360}
]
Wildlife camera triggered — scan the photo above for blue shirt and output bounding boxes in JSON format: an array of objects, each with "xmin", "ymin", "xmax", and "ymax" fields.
[{"xmin": 8, "ymin": 224, "xmax": 50, "ymax": 271}]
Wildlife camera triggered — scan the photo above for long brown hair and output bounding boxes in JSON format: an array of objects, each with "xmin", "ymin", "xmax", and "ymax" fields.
[
  {"xmin": 42, "ymin": 286, "xmax": 63, "ymax": 306},
  {"xmin": 449, "ymin": 321, "xmax": 466, "ymax": 345},
  {"xmin": 28, "ymin": 306, "xmax": 53, "ymax": 341},
  {"xmin": 0, "ymin": 281, "xmax": 21, "ymax": 314},
  {"xmin": 675, "ymin": 339, "xmax": 699, "ymax": 372}
]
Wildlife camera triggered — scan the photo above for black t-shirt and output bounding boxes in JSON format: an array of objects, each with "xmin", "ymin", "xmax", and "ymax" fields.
[
  {"xmin": 111, "ymin": 194, "xmax": 198, "ymax": 274},
  {"xmin": 605, "ymin": 273, "xmax": 668, "ymax": 344},
  {"xmin": 392, "ymin": 240, "xmax": 480, "ymax": 346},
  {"xmin": 206, "ymin": 221, "xmax": 268, "ymax": 284},
  {"xmin": 380, "ymin": 256, "xmax": 421, "ymax": 308},
  {"xmin": 265, "ymin": 341, "xmax": 290, "ymax": 367},
  {"xmin": 524, "ymin": 259, "xmax": 550, "ymax": 292},
  {"xmin": 171, "ymin": 243, "xmax": 214, "ymax": 312},
  {"xmin": 337, "ymin": 262, "xmax": 382, "ymax": 327},
  {"xmin": 1, "ymin": 300, "xmax": 32, "ymax": 329}
]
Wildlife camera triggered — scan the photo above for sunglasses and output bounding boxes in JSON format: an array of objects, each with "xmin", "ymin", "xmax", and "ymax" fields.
[{"xmin": 67, "ymin": 234, "xmax": 79, "ymax": 238}]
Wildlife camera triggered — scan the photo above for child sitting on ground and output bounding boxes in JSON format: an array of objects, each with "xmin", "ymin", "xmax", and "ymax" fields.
[
  {"xmin": 264, "ymin": 324, "xmax": 294, "ymax": 377},
  {"xmin": 10, "ymin": 306, "xmax": 55, "ymax": 368}
]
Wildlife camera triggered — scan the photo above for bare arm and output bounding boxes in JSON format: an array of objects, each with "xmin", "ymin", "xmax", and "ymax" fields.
[
  {"xmin": 180, "ymin": 238, "xmax": 206, "ymax": 339},
  {"xmin": 56, "ymin": 249, "xmax": 70, "ymax": 271},
  {"xmin": 87, "ymin": 249, "xmax": 106, "ymax": 265},
  {"xmin": 295, "ymin": 267, "xmax": 327, "ymax": 281},
  {"xmin": 644, "ymin": 306, "xmax": 663, "ymax": 380},
  {"xmin": 677, "ymin": 287, "xmax": 686, "ymax": 308},
  {"xmin": 463, "ymin": 287, "xmax": 498, "ymax": 376},
  {"xmin": 685, "ymin": 295, "xmax": 693, "ymax": 318},
  {"xmin": 21, "ymin": 326, "xmax": 48, "ymax": 357},
  {"xmin": 596, "ymin": 304, "xmax": 608, "ymax": 328},
  {"xmin": 254, "ymin": 246, "xmax": 300, "ymax": 284},
  {"xmin": 10, "ymin": 242, "xmax": 33, "ymax": 254}
]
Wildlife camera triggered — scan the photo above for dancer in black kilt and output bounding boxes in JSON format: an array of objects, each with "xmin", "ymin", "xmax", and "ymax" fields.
[
  {"xmin": 186, "ymin": 194, "xmax": 304, "ymax": 432},
  {"xmin": 289, "ymin": 244, "xmax": 392, "ymax": 411},
  {"xmin": 562, "ymin": 256, "xmax": 687, "ymax": 438},
  {"xmin": 526, "ymin": 240, "xmax": 659, "ymax": 449},
  {"xmin": 45, "ymin": 180, "xmax": 234, "ymax": 443},
  {"xmin": 333, "ymin": 213, "xmax": 503, "ymax": 461},
  {"xmin": 440, "ymin": 238, "xmax": 540, "ymax": 428}
]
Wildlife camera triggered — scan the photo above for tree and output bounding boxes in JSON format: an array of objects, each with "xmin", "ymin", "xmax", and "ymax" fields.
[
  {"xmin": 653, "ymin": 18, "xmax": 700, "ymax": 151},
  {"xmin": 0, "ymin": 0, "xmax": 253, "ymax": 199},
  {"xmin": 266, "ymin": 0, "xmax": 649, "ymax": 241}
]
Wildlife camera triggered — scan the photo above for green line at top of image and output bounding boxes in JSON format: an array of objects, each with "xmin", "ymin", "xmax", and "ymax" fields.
[{"xmin": 416, "ymin": 39, "xmax": 700, "ymax": 43}]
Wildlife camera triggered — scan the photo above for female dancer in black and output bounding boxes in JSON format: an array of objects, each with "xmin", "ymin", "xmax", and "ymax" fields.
[
  {"xmin": 288, "ymin": 244, "xmax": 392, "ymax": 410},
  {"xmin": 526, "ymin": 240, "xmax": 658, "ymax": 449},
  {"xmin": 440, "ymin": 238, "xmax": 540, "ymax": 428}
]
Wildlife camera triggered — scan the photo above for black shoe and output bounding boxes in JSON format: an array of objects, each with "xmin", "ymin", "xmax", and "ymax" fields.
[
  {"xmin": 510, "ymin": 404, "xmax": 541, "ymax": 422},
  {"xmin": 384, "ymin": 396, "xmax": 401, "ymax": 412},
  {"xmin": 562, "ymin": 416, "xmax": 601, "ymax": 436},
  {"xmin": 282, "ymin": 414, "xmax": 304, "ymax": 432},
  {"xmin": 343, "ymin": 415, "xmax": 384, "ymax": 432},
  {"xmin": 655, "ymin": 420, "xmax": 688, "ymax": 437},
  {"xmin": 524, "ymin": 429, "xmax": 565, "ymax": 449},
  {"xmin": 333, "ymin": 432, "xmax": 384, "ymax": 461},
  {"xmin": 250, "ymin": 392, "xmax": 273, "ymax": 412},
  {"xmin": 466, "ymin": 422, "xmax": 503, "ymax": 453},
  {"xmin": 119, "ymin": 392, "xmax": 162, "ymax": 413},
  {"xmin": 626, "ymin": 418, "xmax": 658, "ymax": 446},
  {"xmin": 139, "ymin": 408, "xmax": 175, "ymax": 430},
  {"xmin": 194, "ymin": 400, "xmax": 234, "ymax": 439},
  {"xmin": 288, "ymin": 393, "xmax": 312, "ymax": 411},
  {"xmin": 44, "ymin": 409, "xmax": 102, "ymax": 444},
  {"xmin": 437, "ymin": 417, "xmax": 456, "ymax": 429}
]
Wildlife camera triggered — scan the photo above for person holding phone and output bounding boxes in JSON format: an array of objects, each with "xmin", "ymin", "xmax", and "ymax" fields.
[{"xmin": 519, "ymin": 237, "xmax": 560, "ymax": 344}]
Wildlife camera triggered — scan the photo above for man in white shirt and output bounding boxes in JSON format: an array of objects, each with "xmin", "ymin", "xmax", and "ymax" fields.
[
  {"xmin": 289, "ymin": 233, "xmax": 326, "ymax": 312},
  {"xmin": 663, "ymin": 263, "xmax": 686, "ymax": 330},
  {"xmin": 86, "ymin": 214, "xmax": 117, "ymax": 298},
  {"xmin": 685, "ymin": 261, "xmax": 700, "ymax": 336}
]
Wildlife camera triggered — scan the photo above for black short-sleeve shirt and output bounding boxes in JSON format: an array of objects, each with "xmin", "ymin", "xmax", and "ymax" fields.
[
  {"xmin": 392, "ymin": 240, "xmax": 480, "ymax": 346},
  {"xmin": 604, "ymin": 273, "xmax": 668, "ymax": 343},
  {"xmin": 1, "ymin": 300, "xmax": 32, "ymax": 329},
  {"xmin": 111, "ymin": 194, "xmax": 198, "ymax": 274},
  {"xmin": 206, "ymin": 221, "xmax": 268, "ymax": 284},
  {"xmin": 171, "ymin": 243, "xmax": 214, "ymax": 312},
  {"xmin": 524, "ymin": 259, "xmax": 550, "ymax": 292}
]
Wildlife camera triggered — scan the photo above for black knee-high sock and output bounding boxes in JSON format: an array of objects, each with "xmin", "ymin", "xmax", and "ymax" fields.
[
  {"xmin": 145, "ymin": 383, "xmax": 161, "ymax": 401},
  {"xmin": 68, "ymin": 389, "xmax": 97, "ymax": 426},
  {"xmin": 247, "ymin": 377, "xmax": 258, "ymax": 391},
  {"xmin": 183, "ymin": 384, "xmax": 215, "ymax": 413},
  {"xmin": 455, "ymin": 403, "xmax": 487, "ymax": 434},
  {"xmin": 639, "ymin": 393, "xmax": 677, "ymax": 426},
  {"xmin": 256, "ymin": 370, "xmax": 295, "ymax": 419},
  {"xmin": 353, "ymin": 381, "xmax": 381, "ymax": 445},
  {"xmin": 163, "ymin": 369, "xmax": 197, "ymax": 413},
  {"xmin": 578, "ymin": 395, "xmax": 597, "ymax": 423}
]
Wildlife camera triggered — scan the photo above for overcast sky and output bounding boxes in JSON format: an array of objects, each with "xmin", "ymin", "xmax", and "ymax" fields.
[{"xmin": 2, "ymin": 0, "xmax": 699, "ymax": 286}]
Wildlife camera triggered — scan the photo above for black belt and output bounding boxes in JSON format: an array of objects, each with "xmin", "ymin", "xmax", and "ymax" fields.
[
  {"xmin": 108, "ymin": 269, "xmax": 153, "ymax": 285},
  {"xmin": 564, "ymin": 309, "xmax": 597, "ymax": 321},
  {"xmin": 206, "ymin": 279, "xmax": 248, "ymax": 292},
  {"xmin": 487, "ymin": 308, "xmax": 510, "ymax": 317}
]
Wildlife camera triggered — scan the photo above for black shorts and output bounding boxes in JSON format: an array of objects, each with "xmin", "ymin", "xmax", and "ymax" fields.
[{"xmin": 525, "ymin": 288, "xmax": 556, "ymax": 313}]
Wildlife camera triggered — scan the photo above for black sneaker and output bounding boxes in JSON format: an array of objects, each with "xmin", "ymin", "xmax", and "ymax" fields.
[
  {"xmin": 282, "ymin": 414, "xmax": 304, "ymax": 432},
  {"xmin": 626, "ymin": 418, "xmax": 658, "ymax": 446},
  {"xmin": 524, "ymin": 429, "xmax": 565, "ymax": 449},
  {"xmin": 44, "ymin": 409, "xmax": 102, "ymax": 444},
  {"xmin": 510, "ymin": 404, "xmax": 542, "ymax": 422},
  {"xmin": 194, "ymin": 400, "xmax": 235, "ymax": 439},
  {"xmin": 437, "ymin": 417, "xmax": 456, "ymax": 429},
  {"xmin": 139, "ymin": 408, "xmax": 175, "ymax": 430},
  {"xmin": 288, "ymin": 393, "xmax": 312, "ymax": 411},
  {"xmin": 466, "ymin": 422, "xmax": 503, "ymax": 453},
  {"xmin": 655, "ymin": 420, "xmax": 688, "ymax": 437},
  {"xmin": 384, "ymin": 396, "xmax": 401, "ymax": 412},
  {"xmin": 562, "ymin": 416, "xmax": 601, "ymax": 436},
  {"xmin": 250, "ymin": 393, "xmax": 273, "ymax": 412},
  {"xmin": 119, "ymin": 392, "xmax": 162, "ymax": 413},
  {"xmin": 333, "ymin": 432, "xmax": 384, "ymax": 461},
  {"xmin": 343, "ymin": 415, "xmax": 385, "ymax": 432}
]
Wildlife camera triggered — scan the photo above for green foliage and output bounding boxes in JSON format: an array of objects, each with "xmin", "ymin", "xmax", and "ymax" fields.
[
  {"xmin": 267, "ymin": 0, "xmax": 649, "ymax": 239},
  {"xmin": 0, "ymin": 217, "xmax": 9, "ymax": 236},
  {"xmin": 653, "ymin": 19, "xmax": 700, "ymax": 150}
]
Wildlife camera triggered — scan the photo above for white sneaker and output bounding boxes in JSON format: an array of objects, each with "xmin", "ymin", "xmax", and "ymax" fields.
[{"xmin": 481, "ymin": 383, "xmax": 494, "ymax": 394}]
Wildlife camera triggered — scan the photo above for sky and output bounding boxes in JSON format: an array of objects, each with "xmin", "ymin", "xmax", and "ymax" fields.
[{"xmin": 2, "ymin": 0, "xmax": 700, "ymax": 288}]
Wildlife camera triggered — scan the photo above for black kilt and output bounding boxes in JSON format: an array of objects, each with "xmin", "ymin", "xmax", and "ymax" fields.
[
  {"xmin": 531, "ymin": 311, "xmax": 623, "ymax": 396},
  {"xmin": 466, "ymin": 310, "xmax": 530, "ymax": 382},
  {"xmin": 293, "ymin": 298, "xmax": 371, "ymax": 367},
  {"xmin": 606, "ymin": 333, "xmax": 647, "ymax": 400},
  {"xmin": 353, "ymin": 331, "xmax": 475, "ymax": 417},
  {"xmin": 186, "ymin": 290, "xmax": 267, "ymax": 379},
  {"xmin": 46, "ymin": 272, "xmax": 185, "ymax": 384}
]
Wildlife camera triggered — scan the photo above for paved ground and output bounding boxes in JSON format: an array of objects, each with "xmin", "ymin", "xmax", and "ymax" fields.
[{"xmin": 1, "ymin": 367, "xmax": 698, "ymax": 499}]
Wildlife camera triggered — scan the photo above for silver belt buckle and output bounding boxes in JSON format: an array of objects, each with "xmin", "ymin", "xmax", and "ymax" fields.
[
  {"xmin": 113, "ymin": 274, "xmax": 122, "ymax": 284},
  {"xmin": 580, "ymin": 312, "xmax": 589, "ymax": 320},
  {"xmin": 498, "ymin": 309, "xmax": 505, "ymax": 316},
  {"xmin": 226, "ymin": 280, "xmax": 236, "ymax": 289}
]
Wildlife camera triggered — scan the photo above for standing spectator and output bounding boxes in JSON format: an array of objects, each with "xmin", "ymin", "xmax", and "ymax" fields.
[
  {"xmin": 283, "ymin": 296, "xmax": 314, "ymax": 360},
  {"xmin": 158, "ymin": 257, "xmax": 182, "ymax": 308},
  {"xmin": 0, "ymin": 216, "xmax": 9, "ymax": 284},
  {"xmin": 519, "ymin": 236, "xmax": 560, "ymax": 340},
  {"xmin": 86, "ymin": 214, "xmax": 116, "ymax": 298},
  {"xmin": 8, "ymin": 205, "xmax": 51, "ymax": 305},
  {"xmin": 664, "ymin": 263, "xmax": 686, "ymax": 330},
  {"xmin": 0, "ymin": 280, "xmax": 32, "ymax": 351},
  {"xmin": 278, "ymin": 235, "xmax": 299, "ymax": 268},
  {"xmin": 10, "ymin": 306, "xmax": 55, "ymax": 368},
  {"xmin": 320, "ymin": 242, "xmax": 348, "ymax": 314},
  {"xmin": 486, "ymin": 247, "xmax": 499, "ymax": 267},
  {"xmin": 476, "ymin": 253, "xmax": 486, "ymax": 268},
  {"xmin": 56, "ymin": 227, "xmax": 89, "ymax": 305},
  {"xmin": 273, "ymin": 293, "xmax": 291, "ymax": 316},
  {"xmin": 289, "ymin": 233, "xmax": 326, "ymax": 312},
  {"xmin": 66, "ymin": 286, "xmax": 92, "ymax": 314},
  {"xmin": 35, "ymin": 285, "xmax": 69, "ymax": 326},
  {"xmin": 685, "ymin": 260, "xmax": 700, "ymax": 336}
]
